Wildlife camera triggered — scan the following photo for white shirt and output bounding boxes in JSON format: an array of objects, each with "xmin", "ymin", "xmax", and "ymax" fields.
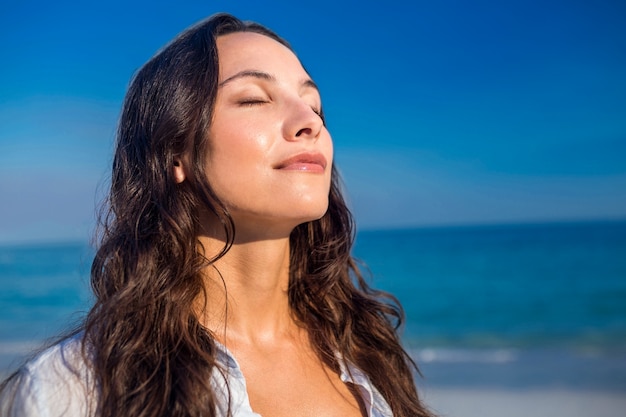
[{"xmin": 2, "ymin": 334, "xmax": 393, "ymax": 417}]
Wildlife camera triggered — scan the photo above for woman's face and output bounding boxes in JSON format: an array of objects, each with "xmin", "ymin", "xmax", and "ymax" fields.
[{"xmin": 204, "ymin": 32, "xmax": 333, "ymax": 234}]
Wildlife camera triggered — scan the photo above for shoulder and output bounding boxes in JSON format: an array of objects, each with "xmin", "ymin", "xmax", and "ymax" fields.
[{"xmin": 0, "ymin": 333, "xmax": 96, "ymax": 417}]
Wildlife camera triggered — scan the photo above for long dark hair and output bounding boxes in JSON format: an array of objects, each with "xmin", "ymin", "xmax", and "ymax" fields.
[{"xmin": 3, "ymin": 13, "xmax": 433, "ymax": 417}]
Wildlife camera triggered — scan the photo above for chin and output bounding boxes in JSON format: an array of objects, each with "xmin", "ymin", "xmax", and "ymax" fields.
[
  {"xmin": 278, "ymin": 199, "xmax": 327, "ymax": 227},
  {"xmin": 298, "ymin": 205, "xmax": 330, "ymax": 224}
]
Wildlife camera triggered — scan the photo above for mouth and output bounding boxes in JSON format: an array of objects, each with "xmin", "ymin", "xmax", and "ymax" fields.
[{"xmin": 274, "ymin": 152, "xmax": 328, "ymax": 173}]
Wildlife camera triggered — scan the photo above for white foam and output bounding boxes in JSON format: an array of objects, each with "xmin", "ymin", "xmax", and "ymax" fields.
[{"xmin": 414, "ymin": 348, "xmax": 518, "ymax": 364}]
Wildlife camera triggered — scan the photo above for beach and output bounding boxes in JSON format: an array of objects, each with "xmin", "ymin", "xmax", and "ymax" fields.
[
  {"xmin": 356, "ymin": 221, "xmax": 626, "ymax": 417},
  {"xmin": 412, "ymin": 346, "xmax": 626, "ymax": 417},
  {"xmin": 1, "ymin": 221, "xmax": 625, "ymax": 415},
  {"xmin": 422, "ymin": 387, "xmax": 626, "ymax": 417}
]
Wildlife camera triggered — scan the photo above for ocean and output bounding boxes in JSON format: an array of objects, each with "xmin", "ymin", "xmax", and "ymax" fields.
[{"xmin": 1, "ymin": 220, "xmax": 625, "ymax": 391}]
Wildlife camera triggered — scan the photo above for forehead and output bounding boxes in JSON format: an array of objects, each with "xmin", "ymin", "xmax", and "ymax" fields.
[{"xmin": 216, "ymin": 32, "xmax": 308, "ymax": 81}]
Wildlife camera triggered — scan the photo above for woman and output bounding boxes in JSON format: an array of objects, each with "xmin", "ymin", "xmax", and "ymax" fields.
[{"xmin": 0, "ymin": 13, "xmax": 434, "ymax": 417}]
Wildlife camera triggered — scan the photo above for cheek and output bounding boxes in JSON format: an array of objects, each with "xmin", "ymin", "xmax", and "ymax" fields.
[
  {"xmin": 205, "ymin": 129, "xmax": 270, "ymax": 199},
  {"xmin": 210, "ymin": 114, "xmax": 274, "ymax": 154},
  {"xmin": 208, "ymin": 120, "xmax": 264, "ymax": 167}
]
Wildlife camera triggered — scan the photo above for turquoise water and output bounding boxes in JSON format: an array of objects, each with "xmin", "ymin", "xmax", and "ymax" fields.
[
  {"xmin": 1, "ymin": 220, "xmax": 625, "ymax": 388},
  {"xmin": 354, "ymin": 220, "xmax": 626, "ymax": 352},
  {"xmin": 0, "ymin": 243, "xmax": 93, "ymax": 343},
  {"xmin": 353, "ymin": 221, "xmax": 626, "ymax": 390}
]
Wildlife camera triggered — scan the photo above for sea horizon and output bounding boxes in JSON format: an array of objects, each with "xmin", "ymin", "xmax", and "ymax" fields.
[{"xmin": 2, "ymin": 216, "xmax": 625, "ymax": 247}]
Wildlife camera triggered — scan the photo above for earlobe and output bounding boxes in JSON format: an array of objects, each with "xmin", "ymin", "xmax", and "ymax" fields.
[{"xmin": 173, "ymin": 159, "xmax": 187, "ymax": 184}]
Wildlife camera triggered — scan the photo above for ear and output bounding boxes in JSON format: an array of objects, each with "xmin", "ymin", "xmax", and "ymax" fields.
[{"xmin": 173, "ymin": 158, "xmax": 187, "ymax": 184}]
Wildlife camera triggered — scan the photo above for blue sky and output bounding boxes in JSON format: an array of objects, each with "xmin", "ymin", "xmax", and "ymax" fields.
[{"xmin": 1, "ymin": 0, "xmax": 625, "ymax": 243}]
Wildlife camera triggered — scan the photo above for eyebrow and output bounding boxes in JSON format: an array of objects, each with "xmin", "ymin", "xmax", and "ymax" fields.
[
  {"xmin": 219, "ymin": 70, "xmax": 274, "ymax": 87},
  {"xmin": 302, "ymin": 78, "xmax": 320, "ymax": 92},
  {"xmin": 218, "ymin": 69, "xmax": 319, "ymax": 93}
]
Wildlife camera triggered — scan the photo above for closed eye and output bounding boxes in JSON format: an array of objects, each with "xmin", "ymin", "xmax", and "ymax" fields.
[
  {"xmin": 238, "ymin": 98, "xmax": 269, "ymax": 106},
  {"xmin": 311, "ymin": 106, "xmax": 324, "ymax": 124}
]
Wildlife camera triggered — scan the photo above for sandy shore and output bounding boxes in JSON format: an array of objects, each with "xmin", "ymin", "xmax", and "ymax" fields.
[
  {"xmin": 411, "ymin": 347, "xmax": 626, "ymax": 416},
  {"xmin": 421, "ymin": 386, "xmax": 626, "ymax": 417}
]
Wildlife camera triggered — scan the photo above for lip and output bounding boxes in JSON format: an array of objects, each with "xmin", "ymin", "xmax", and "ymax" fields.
[{"xmin": 274, "ymin": 152, "xmax": 328, "ymax": 173}]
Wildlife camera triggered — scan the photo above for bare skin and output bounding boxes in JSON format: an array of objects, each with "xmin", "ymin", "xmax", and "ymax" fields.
[
  {"xmin": 174, "ymin": 32, "xmax": 367, "ymax": 416},
  {"xmin": 196, "ymin": 236, "xmax": 366, "ymax": 417}
]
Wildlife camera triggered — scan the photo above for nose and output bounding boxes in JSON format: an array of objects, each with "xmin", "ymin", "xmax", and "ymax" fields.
[{"xmin": 282, "ymin": 99, "xmax": 323, "ymax": 141}]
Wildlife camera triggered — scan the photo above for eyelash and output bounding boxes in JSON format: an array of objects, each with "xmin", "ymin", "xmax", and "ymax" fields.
[
  {"xmin": 238, "ymin": 99, "xmax": 268, "ymax": 106},
  {"xmin": 311, "ymin": 106, "xmax": 322, "ymax": 117},
  {"xmin": 237, "ymin": 99, "xmax": 322, "ymax": 118}
]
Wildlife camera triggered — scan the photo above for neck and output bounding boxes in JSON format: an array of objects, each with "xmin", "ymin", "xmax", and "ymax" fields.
[{"xmin": 197, "ymin": 230, "xmax": 297, "ymax": 346}]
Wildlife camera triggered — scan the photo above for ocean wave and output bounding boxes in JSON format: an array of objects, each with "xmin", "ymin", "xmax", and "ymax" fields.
[{"xmin": 412, "ymin": 348, "xmax": 519, "ymax": 364}]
